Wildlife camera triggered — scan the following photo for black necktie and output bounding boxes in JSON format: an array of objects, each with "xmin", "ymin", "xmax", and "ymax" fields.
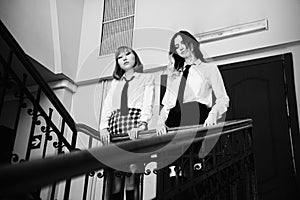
[
  {"xmin": 177, "ymin": 65, "xmax": 191, "ymax": 104},
  {"xmin": 120, "ymin": 76, "xmax": 134, "ymax": 115}
]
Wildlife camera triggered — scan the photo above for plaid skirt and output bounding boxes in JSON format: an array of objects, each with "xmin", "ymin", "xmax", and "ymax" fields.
[{"xmin": 108, "ymin": 108, "xmax": 141, "ymax": 142}]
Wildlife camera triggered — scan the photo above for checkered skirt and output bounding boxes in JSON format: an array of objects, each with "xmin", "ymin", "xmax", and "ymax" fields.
[{"xmin": 108, "ymin": 108, "xmax": 141, "ymax": 142}]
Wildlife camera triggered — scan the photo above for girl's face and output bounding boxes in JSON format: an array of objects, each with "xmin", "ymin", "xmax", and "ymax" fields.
[
  {"xmin": 174, "ymin": 35, "xmax": 192, "ymax": 59},
  {"xmin": 117, "ymin": 49, "xmax": 136, "ymax": 71}
]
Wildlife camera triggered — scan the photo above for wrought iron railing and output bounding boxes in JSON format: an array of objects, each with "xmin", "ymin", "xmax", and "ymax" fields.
[
  {"xmin": 0, "ymin": 119, "xmax": 257, "ymax": 200},
  {"xmin": 0, "ymin": 20, "xmax": 78, "ymax": 199},
  {"xmin": 155, "ymin": 120, "xmax": 257, "ymax": 200}
]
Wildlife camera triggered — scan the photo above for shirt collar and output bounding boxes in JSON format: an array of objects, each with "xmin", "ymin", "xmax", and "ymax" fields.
[
  {"xmin": 180, "ymin": 59, "xmax": 201, "ymax": 72},
  {"xmin": 122, "ymin": 72, "xmax": 141, "ymax": 81},
  {"xmin": 184, "ymin": 58, "xmax": 201, "ymax": 67}
]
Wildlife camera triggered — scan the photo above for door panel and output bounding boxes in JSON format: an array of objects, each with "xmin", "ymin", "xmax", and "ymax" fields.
[{"xmin": 219, "ymin": 54, "xmax": 298, "ymax": 200}]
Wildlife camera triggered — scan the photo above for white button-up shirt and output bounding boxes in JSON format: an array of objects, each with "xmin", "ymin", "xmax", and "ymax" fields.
[
  {"xmin": 99, "ymin": 73, "xmax": 155, "ymax": 130},
  {"xmin": 159, "ymin": 59, "xmax": 229, "ymax": 123}
]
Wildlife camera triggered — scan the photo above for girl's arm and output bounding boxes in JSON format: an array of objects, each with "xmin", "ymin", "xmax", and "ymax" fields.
[
  {"xmin": 129, "ymin": 74, "xmax": 155, "ymax": 140},
  {"xmin": 99, "ymin": 80, "xmax": 117, "ymax": 130},
  {"xmin": 140, "ymin": 74, "xmax": 155, "ymax": 124},
  {"xmin": 204, "ymin": 65, "xmax": 229, "ymax": 126}
]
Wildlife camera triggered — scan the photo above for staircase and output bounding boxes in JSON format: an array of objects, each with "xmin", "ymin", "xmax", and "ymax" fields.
[
  {"xmin": 0, "ymin": 20, "xmax": 257, "ymax": 200},
  {"xmin": 0, "ymin": 19, "xmax": 79, "ymax": 199}
]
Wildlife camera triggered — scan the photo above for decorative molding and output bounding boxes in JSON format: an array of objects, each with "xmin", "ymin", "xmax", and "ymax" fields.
[
  {"xmin": 4, "ymin": 79, "xmax": 78, "ymax": 102},
  {"xmin": 195, "ymin": 19, "xmax": 268, "ymax": 43},
  {"xmin": 48, "ymin": 79, "xmax": 78, "ymax": 93},
  {"xmin": 27, "ymin": 79, "xmax": 78, "ymax": 94}
]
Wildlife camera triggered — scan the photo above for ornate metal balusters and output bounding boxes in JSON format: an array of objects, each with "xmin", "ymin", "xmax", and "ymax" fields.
[
  {"xmin": 25, "ymin": 86, "xmax": 42, "ymax": 161},
  {"xmin": 57, "ymin": 119, "xmax": 73, "ymax": 200},
  {"xmin": 54, "ymin": 119, "xmax": 65, "ymax": 154},
  {"xmin": 10, "ymin": 73, "xmax": 28, "ymax": 164},
  {"xmin": 188, "ymin": 144, "xmax": 194, "ymax": 180},
  {"xmin": 82, "ymin": 134, "xmax": 94, "ymax": 200},
  {"xmin": 41, "ymin": 108, "xmax": 53, "ymax": 158}
]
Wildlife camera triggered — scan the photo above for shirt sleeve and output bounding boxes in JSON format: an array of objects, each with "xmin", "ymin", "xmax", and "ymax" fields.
[
  {"xmin": 99, "ymin": 80, "xmax": 117, "ymax": 130},
  {"xmin": 157, "ymin": 106, "xmax": 170, "ymax": 125},
  {"xmin": 140, "ymin": 74, "xmax": 155, "ymax": 123},
  {"xmin": 158, "ymin": 74, "xmax": 178, "ymax": 125},
  {"xmin": 208, "ymin": 65, "xmax": 230, "ymax": 119}
]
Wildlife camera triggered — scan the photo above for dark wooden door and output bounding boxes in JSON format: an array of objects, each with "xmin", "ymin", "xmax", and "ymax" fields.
[{"xmin": 219, "ymin": 53, "xmax": 299, "ymax": 200}]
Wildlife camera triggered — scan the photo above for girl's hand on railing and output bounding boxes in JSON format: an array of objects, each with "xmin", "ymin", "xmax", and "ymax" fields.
[
  {"xmin": 100, "ymin": 128, "xmax": 110, "ymax": 145},
  {"xmin": 128, "ymin": 123, "xmax": 147, "ymax": 140},
  {"xmin": 128, "ymin": 128, "xmax": 139, "ymax": 140},
  {"xmin": 203, "ymin": 113, "xmax": 217, "ymax": 127},
  {"xmin": 156, "ymin": 124, "xmax": 167, "ymax": 135}
]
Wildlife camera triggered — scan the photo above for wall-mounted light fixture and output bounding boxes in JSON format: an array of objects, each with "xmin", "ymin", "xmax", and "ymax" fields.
[{"xmin": 195, "ymin": 19, "xmax": 268, "ymax": 43}]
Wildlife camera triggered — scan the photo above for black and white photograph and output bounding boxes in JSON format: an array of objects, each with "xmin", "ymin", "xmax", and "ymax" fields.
[{"xmin": 0, "ymin": 0, "xmax": 300, "ymax": 199}]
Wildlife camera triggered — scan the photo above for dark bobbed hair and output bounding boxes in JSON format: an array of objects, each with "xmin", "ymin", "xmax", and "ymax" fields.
[
  {"xmin": 169, "ymin": 30, "xmax": 206, "ymax": 71},
  {"xmin": 113, "ymin": 46, "xmax": 143, "ymax": 80}
]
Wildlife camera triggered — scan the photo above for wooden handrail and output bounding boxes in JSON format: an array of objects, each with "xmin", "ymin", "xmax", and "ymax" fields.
[
  {"xmin": 76, "ymin": 119, "xmax": 252, "ymax": 141},
  {"xmin": 0, "ymin": 119, "xmax": 252, "ymax": 196},
  {"xmin": 76, "ymin": 123, "xmax": 101, "ymax": 140}
]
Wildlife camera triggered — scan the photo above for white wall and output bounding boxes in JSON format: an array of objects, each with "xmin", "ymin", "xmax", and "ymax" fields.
[
  {"xmin": 77, "ymin": 0, "xmax": 300, "ymax": 79},
  {"xmin": 0, "ymin": 0, "xmax": 85, "ymax": 79},
  {"xmin": 2, "ymin": 0, "xmax": 299, "ymax": 87},
  {"xmin": 134, "ymin": 0, "xmax": 300, "ymax": 57},
  {"xmin": 56, "ymin": 0, "xmax": 85, "ymax": 79},
  {"xmin": 0, "ymin": 0, "xmax": 55, "ymax": 71}
]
